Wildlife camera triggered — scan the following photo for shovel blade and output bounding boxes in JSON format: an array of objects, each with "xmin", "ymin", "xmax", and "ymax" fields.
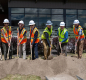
[
  {"xmin": 76, "ymin": 75, "xmax": 84, "ymax": 80},
  {"xmin": 48, "ymin": 55, "xmax": 53, "ymax": 60}
]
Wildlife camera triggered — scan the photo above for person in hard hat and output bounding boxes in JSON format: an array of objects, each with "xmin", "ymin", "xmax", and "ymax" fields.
[
  {"xmin": 17, "ymin": 20, "xmax": 27, "ymax": 59},
  {"xmin": 29, "ymin": 20, "xmax": 40, "ymax": 60},
  {"xmin": 73, "ymin": 20, "xmax": 85, "ymax": 59},
  {"xmin": 41, "ymin": 20, "xmax": 53, "ymax": 60},
  {"xmin": 1, "ymin": 19, "xmax": 12, "ymax": 60},
  {"xmin": 57, "ymin": 22, "xmax": 68, "ymax": 56}
]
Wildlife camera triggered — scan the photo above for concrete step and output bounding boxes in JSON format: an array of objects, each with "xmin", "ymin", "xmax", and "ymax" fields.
[{"xmin": 45, "ymin": 74, "xmax": 76, "ymax": 80}]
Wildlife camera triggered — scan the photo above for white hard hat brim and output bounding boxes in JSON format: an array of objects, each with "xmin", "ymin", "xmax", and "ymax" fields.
[
  {"xmin": 18, "ymin": 23, "xmax": 24, "ymax": 25},
  {"xmin": 60, "ymin": 25, "xmax": 65, "ymax": 26},
  {"xmin": 46, "ymin": 23, "xmax": 53, "ymax": 25},
  {"xmin": 3, "ymin": 22, "xmax": 10, "ymax": 23},
  {"xmin": 29, "ymin": 23, "xmax": 35, "ymax": 25},
  {"xmin": 73, "ymin": 22, "xmax": 80, "ymax": 24}
]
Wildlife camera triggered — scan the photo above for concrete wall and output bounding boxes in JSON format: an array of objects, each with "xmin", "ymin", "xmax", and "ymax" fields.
[{"xmin": 8, "ymin": 1, "xmax": 86, "ymax": 9}]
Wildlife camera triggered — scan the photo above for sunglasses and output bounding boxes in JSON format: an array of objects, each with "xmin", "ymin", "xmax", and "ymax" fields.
[
  {"xmin": 5, "ymin": 23, "xmax": 9, "ymax": 24},
  {"xmin": 30, "ymin": 25, "xmax": 34, "ymax": 26}
]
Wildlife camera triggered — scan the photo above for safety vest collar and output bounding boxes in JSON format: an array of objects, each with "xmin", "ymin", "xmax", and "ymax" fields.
[{"xmin": 58, "ymin": 27, "xmax": 66, "ymax": 36}]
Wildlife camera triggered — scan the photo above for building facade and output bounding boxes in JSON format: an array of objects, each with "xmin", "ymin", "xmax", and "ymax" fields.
[{"xmin": 0, "ymin": 0, "xmax": 86, "ymax": 36}]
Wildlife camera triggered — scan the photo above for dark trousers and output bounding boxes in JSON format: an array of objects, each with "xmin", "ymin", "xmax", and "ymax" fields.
[
  {"xmin": 77, "ymin": 40, "xmax": 84, "ymax": 58},
  {"xmin": 1, "ymin": 42, "xmax": 13, "ymax": 60},
  {"xmin": 32, "ymin": 43, "xmax": 38, "ymax": 60},
  {"xmin": 1, "ymin": 42, "xmax": 8, "ymax": 60},
  {"xmin": 57, "ymin": 43, "xmax": 67, "ymax": 56}
]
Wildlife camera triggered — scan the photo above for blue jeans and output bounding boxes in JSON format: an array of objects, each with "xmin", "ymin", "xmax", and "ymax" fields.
[{"xmin": 32, "ymin": 43, "xmax": 38, "ymax": 60}]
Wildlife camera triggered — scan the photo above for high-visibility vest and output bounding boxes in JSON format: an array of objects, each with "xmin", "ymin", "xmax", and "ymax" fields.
[
  {"xmin": 58, "ymin": 27, "xmax": 68, "ymax": 43},
  {"xmin": 41, "ymin": 26, "xmax": 53, "ymax": 40},
  {"xmin": 30, "ymin": 27, "xmax": 40, "ymax": 44},
  {"xmin": 1, "ymin": 26, "xmax": 12, "ymax": 43},
  {"xmin": 73, "ymin": 25, "xmax": 85, "ymax": 40},
  {"xmin": 17, "ymin": 28, "xmax": 27, "ymax": 44}
]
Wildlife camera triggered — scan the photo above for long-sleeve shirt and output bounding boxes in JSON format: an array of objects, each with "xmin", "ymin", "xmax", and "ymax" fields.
[
  {"xmin": 79, "ymin": 29, "xmax": 82, "ymax": 35},
  {"xmin": 57, "ymin": 30, "xmax": 68, "ymax": 43},
  {"xmin": 45, "ymin": 32, "xmax": 50, "ymax": 47},
  {"xmin": 31, "ymin": 31, "xmax": 38, "ymax": 45},
  {"xmin": 75, "ymin": 27, "xmax": 84, "ymax": 41},
  {"xmin": 19, "ymin": 27, "xmax": 26, "ymax": 36},
  {"xmin": 30, "ymin": 27, "xmax": 38, "ymax": 45},
  {"xmin": 44, "ymin": 28, "xmax": 51, "ymax": 47}
]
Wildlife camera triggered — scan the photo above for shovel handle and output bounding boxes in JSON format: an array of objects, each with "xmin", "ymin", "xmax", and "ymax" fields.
[
  {"xmin": 60, "ymin": 43, "xmax": 62, "ymax": 53},
  {"xmin": 75, "ymin": 45, "xmax": 76, "ymax": 54},
  {"xmin": 30, "ymin": 42, "xmax": 32, "ymax": 60},
  {"xmin": 17, "ymin": 45, "xmax": 19, "ymax": 57},
  {"xmin": 50, "ymin": 38, "xmax": 52, "ymax": 55},
  {"xmin": 17, "ymin": 38, "xmax": 19, "ymax": 58}
]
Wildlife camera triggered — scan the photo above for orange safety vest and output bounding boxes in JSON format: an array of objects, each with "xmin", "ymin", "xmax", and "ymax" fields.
[
  {"xmin": 30, "ymin": 27, "xmax": 40, "ymax": 44},
  {"xmin": 1, "ymin": 26, "xmax": 12, "ymax": 43},
  {"xmin": 17, "ymin": 28, "xmax": 27, "ymax": 44},
  {"xmin": 73, "ymin": 25, "xmax": 85, "ymax": 40}
]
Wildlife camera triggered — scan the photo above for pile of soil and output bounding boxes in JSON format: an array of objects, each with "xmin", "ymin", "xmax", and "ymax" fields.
[{"xmin": 0, "ymin": 55, "xmax": 86, "ymax": 80}]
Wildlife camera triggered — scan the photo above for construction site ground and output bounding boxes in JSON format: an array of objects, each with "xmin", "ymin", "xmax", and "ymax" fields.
[{"xmin": 0, "ymin": 50, "xmax": 86, "ymax": 80}]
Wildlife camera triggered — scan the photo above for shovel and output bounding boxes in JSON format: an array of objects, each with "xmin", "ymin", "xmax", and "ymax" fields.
[
  {"xmin": 48, "ymin": 38, "xmax": 53, "ymax": 60},
  {"xmin": 75, "ymin": 38, "xmax": 77, "ymax": 55},
  {"xmin": 17, "ymin": 32, "xmax": 19, "ymax": 58},
  {"xmin": 60, "ymin": 43, "xmax": 62, "ymax": 55},
  {"xmin": 8, "ymin": 39, "xmax": 11, "ymax": 59},
  {"xmin": 30, "ymin": 42, "xmax": 32, "ymax": 60},
  {"xmin": 17, "ymin": 37, "xmax": 19, "ymax": 58},
  {"xmin": 75, "ymin": 45, "xmax": 76, "ymax": 54},
  {"xmin": 17, "ymin": 45, "xmax": 19, "ymax": 58}
]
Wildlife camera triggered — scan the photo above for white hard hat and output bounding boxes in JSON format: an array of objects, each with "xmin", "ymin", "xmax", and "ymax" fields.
[
  {"xmin": 18, "ymin": 20, "xmax": 24, "ymax": 25},
  {"xmin": 60, "ymin": 22, "xmax": 65, "ymax": 26},
  {"xmin": 46, "ymin": 20, "xmax": 53, "ymax": 25},
  {"xmin": 3, "ymin": 19, "xmax": 10, "ymax": 23},
  {"xmin": 29, "ymin": 20, "xmax": 35, "ymax": 25},
  {"xmin": 73, "ymin": 20, "xmax": 80, "ymax": 24}
]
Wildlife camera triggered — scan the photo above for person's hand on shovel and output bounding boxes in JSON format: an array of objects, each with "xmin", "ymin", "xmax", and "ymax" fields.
[
  {"xmin": 59, "ymin": 42, "xmax": 62, "ymax": 45},
  {"xmin": 75, "ymin": 42, "xmax": 77, "ymax": 46},
  {"xmin": 8, "ymin": 42, "xmax": 10, "ymax": 46},
  {"xmin": 18, "ymin": 42, "xmax": 20, "ymax": 46},
  {"xmin": 30, "ymin": 44, "xmax": 33, "ymax": 49}
]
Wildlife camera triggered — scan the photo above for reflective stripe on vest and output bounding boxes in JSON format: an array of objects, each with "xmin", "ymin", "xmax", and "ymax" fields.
[
  {"xmin": 41, "ymin": 26, "xmax": 53, "ymax": 40},
  {"xmin": 73, "ymin": 25, "xmax": 85, "ymax": 40},
  {"xmin": 30, "ymin": 27, "xmax": 40, "ymax": 44},
  {"xmin": 58, "ymin": 27, "xmax": 68, "ymax": 43},
  {"xmin": 1, "ymin": 26, "xmax": 11, "ymax": 43},
  {"xmin": 17, "ymin": 28, "xmax": 27, "ymax": 44}
]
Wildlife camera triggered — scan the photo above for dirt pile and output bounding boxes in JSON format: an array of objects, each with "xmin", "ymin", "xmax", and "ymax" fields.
[{"xmin": 0, "ymin": 55, "xmax": 86, "ymax": 79}]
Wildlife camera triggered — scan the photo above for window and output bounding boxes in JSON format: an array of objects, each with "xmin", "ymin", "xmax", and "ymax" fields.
[
  {"xmin": 52, "ymin": 9, "xmax": 63, "ymax": 29},
  {"xmin": 25, "ymin": 14, "xmax": 38, "ymax": 27},
  {"xmin": 39, "ymin": 15, "xmax": 51, "ymax": 28},
  {"xmin": 52, "ymin": 9, "xmax": 63, "ymax": 14},
  {"xmin": 52, "ymin": 15, "xmax": 63, "ymax": 29},
  {"xmin": 10, "ymin": 8, "xmax": 86, "ymax": 29},
  {"xmin": 78, "ymin": 10, "xmax": 86, "ymax": 28},
  {"xmin": 78, "ymin": 10, "xmax": 86, "ymax": 14},
  {"xmin": 25, "ymin": 8, "xmax": 37, "ymax": 14},
  {"xmin": 38, "ymin": 9, "xmax": 51, "ymax": 28},
  {"xmin": 11, "ymin": 8, "xmax": 24, "ymax": 26},
  {"xmin": 11, "ymin": 8, "xmax": 24, "ymax": 13},
  {"xmin": 66, "ymin": 9, "xmax": 77, "ymax": 14},
  {"xmin": 66, "ymin": 9, "xmax": 77, "ymax": 28},
  {"xmin": 11, "ymin": 14, "xmax": 24, "ymax": 26},
  {"xmin": 66, "ymin": 15, "xmax": 77, "ymax": 28},
  {"xmin": 39, "ymin": 9, "xmax": 50, "ymax": 14}
]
